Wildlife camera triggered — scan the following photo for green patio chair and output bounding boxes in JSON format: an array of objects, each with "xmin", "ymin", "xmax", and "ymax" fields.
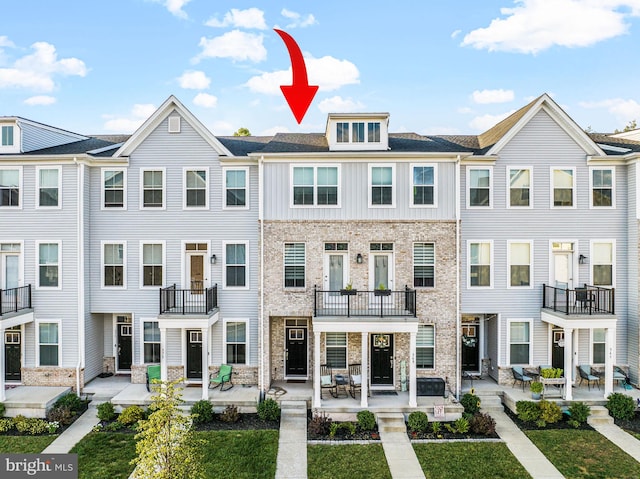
[
  {"xmin": 146, "ymin": 364, "xmax": 161, "ymax": 392},
  {"xmin": 209, "ymin": 364, "xmax": 234, "ymax": 391}
]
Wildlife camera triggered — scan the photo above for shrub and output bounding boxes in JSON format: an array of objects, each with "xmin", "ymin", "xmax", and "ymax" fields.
[
  {"xmin": 0, "ymin": 402, "xmax": 5, "ymax": 418},
  {"xmin": 118, "ymin": 405, "xmax": 145, "ymax": 426},
  {"xmin": 430, "ymin": 421, "xmax": 441, "ymax": 434},
  {"xmin": 97, "ymin": 402, "xmax": 117, "ymax": 422},
  {"xmin": 257, "ymin": 398, "xmax": 280, "ymax": 422},
  {"xmin": 46, "ymin": 405, "xmax": 74, "ymax": 426},
  {"xmin": 460, "ymin": 393, "xmax": 481, "ymax": 415},
  {"xmin": 191, "ymin": 400, "xmax": 214, "ymax": 424},
  {"xmin": 407, "ymin": 411, "xmax": 429, "ymax": 433},
  {"xmin": 356, "ymin": 410, "xmax": 376, "ymax": 431},
  {"xmin": 568, "ymin": 402, "xmax": 591, "ymax": 425},
  {"xmin": 540, "ymin": 368, "xmax": 563, "ymax": 379},
  {"xmin": 220, "ymin": 404, "xmax": 240, "ymax": 423},
  {"xmin": 329, "ymin": 422, "xmax": 339, "ymax": 438},
  {"xmin": 539, "ymin": 400, "xmax": 562, "ymax": 426},
  {"xmin": 341, "ymin": 422, "xmax": 356, "ymax": 435},
  {"xmin": 454, "ymin": 416, "xmax": 470, "ymax": 434},
  {"xmin": 470, "ymin": 412, "xmax": 496, "ymax": 436},
  {"xmin": 530, "ymin": 381, "xmax": 543, "ymax": 394},
  {"xmin": 47, "ymin": 421, "xmax": 60, "ymax": 434},
  {"xmin": 54, "ymin": 393, "xmax": 84, "ymax": 413},
  {"xmin": 13, "ymin": 416, "xmax": 49, "ymax": 435},
  {"xmin": 103, "ymin": 420, "xmax": 125, "ymax": 432},
  {"xmin": 0, "ymin": 417, "xmax": 14, "ymax": 433},
  {"xmin": 516, "ymin": 400, "xmax": 541, "ymax": 423},
  {"xmin": 606, "ymin": 393, "xmax": 635, "ymax": 420},
  {"xmin": 308, "ymin": 410, "xmax": 332, "ymax": 436}
]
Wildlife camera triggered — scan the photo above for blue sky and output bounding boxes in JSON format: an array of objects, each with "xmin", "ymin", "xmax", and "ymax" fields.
[{"xmin": 2, "ymin": 0, "xmax": 640, "ymax": 137}]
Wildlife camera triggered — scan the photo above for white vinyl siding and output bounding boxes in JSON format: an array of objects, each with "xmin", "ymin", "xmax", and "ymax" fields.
[
  {"xmin": 37, "ymin": 167, "xmax": 61, "ymax": 208},
  {"xmin": 284, "ymin": 243, "xmax": 305, "ymax": 288},
  {"xmin": 102, "ymin": 168, "xmax": 126, "ymax": 209},
  {"xmin": 467, "ymin": 166, "xmax": 492, "ymax": 208},
  {"xmin": 416, "ymin": 325, "xmax": 435, "ymax": 369},
  {"xmin": 508, "ymin": 241, "xmax": 532, "ymax": 288},
  {"xmin": 325, "ymin": 332, "xmax": 347, "ymax": 368}
]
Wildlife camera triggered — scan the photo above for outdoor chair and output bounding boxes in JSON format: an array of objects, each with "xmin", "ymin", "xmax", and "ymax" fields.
[
  {"xmin": 349, "ymin": 363, "xmax": 362, "ymax": 399},
  {"xmin": 614, "ymin": 366, "xmax": 628, "ymax": 389},
  {"xmin": 320, "ymin": 364, "xmax": 337, "ymax": 398},
  {"xmin": 146, "ymin": 364, "xmax": 161, "ymax": 392},
  {"xmin": 578, "ymin": 365, "xmax": 600, "ymax": 390},
  {"xmin": 512, "ymin": 366, "xmax": 533, "ymax": 391},
  {"xmin": 575, "ymin": 287, "xmax": 594, "ymax": 311},
  {"xmin": 209, "ymin": 364, "xmax": 233, "ymax": 391}
]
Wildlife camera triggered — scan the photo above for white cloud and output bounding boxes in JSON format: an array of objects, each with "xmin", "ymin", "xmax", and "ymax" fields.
[
  {"xmin": 194, "ymin": 30, "xmax": 266, "ymax": 63},
  {"xmin": 103, "ymin": 103, "xmax": 156, "ymax": 132},
  {"xmin": 151, "ymin": 0, "xmax": 191, "ymax": 19},
  {"xmin": 318, "ymin": 96, "xmax": 364, "ymax": 113},
  {"xmin": 210, "ymin": 120, "xmax": 234, "ymax": 136},
  {"xmin": 281, "ymin": 8, "xmax": 317, "ymax": 28},
  {"xmin": 472, "ymin": 89, "xmax": 515, "ymax": 104},
  {"xmin": 193, "ymin": 92, "xmax": 218, "ymax": 108},
  {"xmin": 0, "ymin": 36, "xmax": 15, "ymax": 48},
  {"xmin": 205, "ymin": 8, "xmax": 267, "ymax": 29},
  {"xmin": 24, "ymin": 95, "xmax": 56, "ymax": 106},
  {"xmin": 246, "ymin": 55, "xmax": 359, "ymax": 94},
  {"xmin": 178, "ymin": 70, "xmax": 210, "ymax": 89},
  {"xmin": 469, "ymin": 110, "xmax": 516, "ymax": 131},
  {"xmin": 461, "ymin": 0, "xmax": 640, "ymax": 54},
  {"xmin": 0, "ymin": 42, "xmax": 87, "ymax": 91},
  {"xmin": 450, "ymin": 30, "xmax": 461, "ymax": 39},
  {"xmin": 579, "ymin": 98, "xmax": 640, "ymax": 124}
]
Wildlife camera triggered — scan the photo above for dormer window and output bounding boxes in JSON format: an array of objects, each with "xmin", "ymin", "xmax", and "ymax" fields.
[
  {"xmin": 352, "ymin": 122, "xmax": 365, "ymax": 142},
  {"xmin": 1, "ymin": 126, "xmax": 13, "ymax": 146},
  {"xmin": 368, "ymin": 123, "xmax": 380, "ymax": 142},
  {"xmin": 328, "ymin": 114, "xmax": 388, "ymax": 151},
  {"xmin": 337, "ymin": 122, "xmax": 349, "ymax": 143}
]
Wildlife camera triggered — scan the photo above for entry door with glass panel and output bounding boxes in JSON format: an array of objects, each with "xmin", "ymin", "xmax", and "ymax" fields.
[
  {"xmin": 285, "ymin": 319, "xmax": 307, "ymax": 377},
  {"xmin": 1, "ymin": 243, "xmax": 20, "ymax": 290},
  {"xmin": 5, "ymin": 329, "xmax": 21, "ymax": 381},
  {"xmin": 116, "ymin": 315, "xmax": 132, "ymax": 371},
  {"xmin": 186, "ymin": 243, "xmax": 207, "ymax": 294},
  {"xmin": 186, "ymin": 330, "xmax": 203, "ymax": 379},
  {"xmin": 323, "ymin": 243, "xmax": 349, "ymax": 306},
  {"xmin": 551, "ymin": 329, "xmax": 565, "ymax": 370},
  {"xmin": 552, "ymin": 242, "xmax": 574, "ymax": 290},
  {"xmin": 371, "ymin": 334, "xmax": 394, "ymax": 386},
  {"xmin": 461, "ymin": 323, "xmax": 479, "ymax": 372},
  {"xmin": 369, "ymin": 243, "xmax": 394, "ymax": 306}
]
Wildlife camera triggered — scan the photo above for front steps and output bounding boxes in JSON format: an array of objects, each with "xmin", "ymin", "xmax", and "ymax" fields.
[
  {"xmin": 377, "ymin": 413, "xmax": 407, "ymax": 433},
  {"xmin": 587, "ymin": 405, "xmax": 614, "ymax": 425},
  {"xmin": 476, "ymin": 393, "xmax": 504, "ymax": 413}
]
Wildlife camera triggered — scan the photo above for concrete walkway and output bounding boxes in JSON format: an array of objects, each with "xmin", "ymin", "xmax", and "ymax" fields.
[
  {"xmin": 42, "ymin": 405, "xmax": 100, "ymax": 454},
  {"xmin": 377, "ymin": 413, "xmax": 425, "ymax": 479},
  {"xmin": 591, "ymin": 422, "xmax": 640, "ymax": 461},
  {"xmin": 275, "ymin": 400, "xmax": 307, "ymax": 479}
]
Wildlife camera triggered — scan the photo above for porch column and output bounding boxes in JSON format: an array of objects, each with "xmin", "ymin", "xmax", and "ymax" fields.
[
  {"xmin": 313, "ymin": 330, "xmax": 321, "ymax": 408},
  {"xmin": 409, "ymin": 331, "xmax": 417, "ymax": 407},
  {"xmin": 0, "ymin": 328, "xmax": 5, "ymax": 402},
  {"xmin": 563, "ymin": 327, "xmax": 573, "ymax": 400},
  {"xmin": 160, "ymin": 326, "xmax": 168, "ymax": 382},
  {"xmin": 603, "ymin": 326, "xmax": 615, "ymax": 398},
  {"xmin": 360, "ymin": 332, "xmax": 368, "ymax": 408},
  {"xmin": 201, "ymin": 327, "xmax": 210, "ymax": 400}
]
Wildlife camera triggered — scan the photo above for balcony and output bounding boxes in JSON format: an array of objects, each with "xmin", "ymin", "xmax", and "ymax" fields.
[
  {"xmin": 313, "ymin": 286, "xmax": 417, "ymax": 318},
  {"xmin": 0, "ymin": 285, "xmax": 32, "ymax": 318},
  {"xmin": 159, "ymin": 284, "xmax": 218, "ymax": 316},
  {"xmin": 542, "ymin": 284, "xmax": 614, "ymax": 315}
]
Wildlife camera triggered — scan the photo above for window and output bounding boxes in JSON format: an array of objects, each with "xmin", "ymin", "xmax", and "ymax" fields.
[
  {"xmin": 37, "ymin": 167, "xmax": 60, "ymax": 208},
  {"xmin": 414, "ymin": 243, "xmax": 435, "ymax": 287},
  {"xmin": 411, "ymin": 165, "xmax": 435, "ymax": 206},
  {"xmin": 141, "ymin": 169, "xmax": 164, "ymax": 208},
  {"xmin": 509, "ymin": 168, "xmax": 530, "ymax": 207},
  {"xmin": 468, "ymin": 167, "xmax": 491, "ymax": 207},
  {"xmin": 39, "ymin": 322, "xmax": 59, "ymax": 366},
  {"xmin": 225, "ymin": 168, "xmax": 247, "ymax": 208},
  {"xmin": 509, "ymin": 321, "xmax": 530, "ymax": 365},
  {"xmin": 591, "ymin": 328, "xmax": 606, "ymax": 364},
  {"xmin": 552, "ymin": 168, "xmax": 574, "ymax": 207},
  {"xmin": 225, "ymin": 243, "xmax": 247, "ymax": 288},
  {"xmin": 592, "ymin": 241, "xmax": 614, "ymax": 286},
  {"xmin": 336, "ymin": 122, "xmax": 349, "ymax": 142},
  {"xmin": 103, "ymin": 243, "xmax": 125, "ymax": 287},
  {"xmin": 292, "ymin": 166, "xmax": 339, "ymax": 206},
  {"xmin": 416, "ymin": 325, "xmax": 435, "ymax": 369},
  {"xmin": 184, "ymin": 169, "xmax": 208, "ymax": 208},
  {"xmin": 1, "ymin": 126, "xmax": 13, "ymax": 146},
  {"xmin": 352, "ymin": 122, "xmax": 365, "ymax": 142},
  {"xmin": 0, "ymin": 168, "xmax": 20, "ymax": 207},
  {"xmin": 368, "ymin": 122, "xmax": 380, "ymax": 142},
  {"xmin": 143, "ymin": 321, "xmax": 160, "ymax": 363},
  {"xmin": 591, "ymin": 168, "xmax": 614, "ymax": 207},
  {"xmin": 142, "ymin": 243, "xmax": 163, "ymax": 287},
  {"xmin": 469, "ymin": 242, "xmax": 491, "ymax": 287},
  {"xmin": 284, "ymin": 243, "xmax": 305, "ymax": 288},
  {"xmin": 226, "ymin": 321, "xmax": 246, "ymax": 364},
  {"xmin": 509, "ymin": 242, "xmax": 531, "ymax": 287},
  {"xmin": 370, "ymin": 165, "xmax": 394, "ymax": 206},
  {"xmin": 38, "ymin": 242, "xmax": 60, "ymax": 288},
  {"xmin": 103, "ymin": 169, "xmax": 125, "ymax": 208},
  {"xmin": 325, "ymin": 332, "xmax": 346, "ymax": 368}
]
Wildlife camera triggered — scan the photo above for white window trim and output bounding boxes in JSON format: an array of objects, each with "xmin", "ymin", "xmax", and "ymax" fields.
[
  {"xmin": 589, "ymin": 166, "xmax": 616, "ymax": 209},
  {"xmin": 182, "ymin": 167, "xmax": 209, "ymax": 210},
  {"xmin": 35, "ymin": 240, "xmax": 62, "ymax": 290},
  {"xmin": 140, "ymin": 318, "xmax": 161, "ymax": 365},
  {"xmin": 101, "ymin": 241, "xmax": 127, "ymax": 289},
  {"xmin": 466, "ymin": 166, "xmax": 493, "ymax": 209},
  {"xmin": 368, "ymin": 163, "xmax": 396, "ymax": 208},
  {"xmin": 467, "ymin": 240, "xmax": 493, "ymax": 289},
  {"xmin": 36, "ymin": 319, "xmax": 62, "ymax": 367},
  {"xmin": 589, "ymin": 328, "xmax": 606, "ymax": 365},
  {"xmin": 222, "ymin": 241, "xmax": 249, "ymax": 290},
  {"xmin": 222, "ymin": 166, "xmax": 250, "ymax": 210},
  {"xmin": 36, "ymin": 166, "xmax": 62, "ymax": 209},
  {"xmin": 223, "ymin": 318, "xmax": 249, "ymax": 365},
  {"xmin": 507, "ymin": 240, "xmax": 534, "ymax": 289},
  {"xmin": 0, "ymin": 124, "xmax": 15, "ymax": 148},
  {"xmin": 550, "ymin": 167, "xmax": 576, "ymax": 209},
  {"xmin": 139, "ymin": 168, "xmax": 166, "ymax": 210},
  {"xmin": 289, "ymin": 164, "xmax": 341, "ymax": 208},
  {"xmin": 139, "ymin": 241, "xmax": 166, "ymax": 289},
  {"xmin": 324, "ymin": 331, "xmax": 348, "ymax": 369},
  {"xmin": 416, "ymin": 324, "xmax": 436, "ymax": 370},
  {"xmin": 506, "ymin": 166, "xmax": 533, "ymax": 209},
  {"xmin": 0, "ymin": 166, "xmax": 23, "ymax": 209},
  {"xmin": 413, "ymin": 241, "xmax": 436, "ymax": 289},
  {"xmin": 507, "ymin": 318, "xmax": 533, "ymax": 366},
  {"xmin": 409, "ymin": 163, "xmax": 438, "ymax": 208},
  {"xmin": 101, "ymin": 168, "xmax": 127, "ymax": 210},
  {"xmin": 284, "ymin": 242, "xmax": 306, "ymax": 289},
  {"xmin": 590, "ymin": 239, "xmax": 616, "ymax": 288}
]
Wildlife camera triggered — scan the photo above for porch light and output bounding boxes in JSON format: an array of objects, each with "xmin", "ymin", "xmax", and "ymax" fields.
[
  {"xmin": 356, "ymin": 253, "xmax": 363, "ymax": 264},
  {"xmin": 210, "ymin": 254, "xmax": 217, "ymax": 264},
  {"xmin": 579, "ymin": 254, "xmax": 587, "ymax": 264}
]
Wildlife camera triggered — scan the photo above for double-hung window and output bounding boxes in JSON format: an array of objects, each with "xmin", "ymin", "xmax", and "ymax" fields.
[
  {"xmin": 592, "ymin": 241, "xmax": 614, "ymax": 286},
  {"xmin": 509, "ymin": 241, "xmax": 532, "ymax": 287},
  {"xmin": 1, "ymin": 125, "xmax": 14, "ymax": 146},
  {"xmin": 369, "ymin": 165, "xmax": 394, "ymax": 206},
  {"xmin": 284, "ymin": 243, "xmax": 305, "ymax": 288},
  {"xmin": 103, "ymin": 169, "xmax": 126, "ymax": 209},
  {"xmin": 142, "ymin": 243, "xmax": 163, "ymax": 287},
  {"xmin": 509, "ymin": 320, "xmax": 531, "ymax": 365},
  {"xmin": 0, "ymin": 168, "xmax": 20, "ymax": 207},
  {"xmin": 413, "ymin": 243, "xmax": 435, "ymax": 287},
  {"xmin": 416, "ymin": 325, "xmax": 435, "ymax": 369},
  {"xmin": 591, "ymin": 168, "xmax": 614, "ymax": 208},
  {"xmin": 336, "ymin": 122, "xmax": 349, "ymax": 143},
  {"xmin": 411, "ymin": 165, "xmax": 435, "ymax": 206},
  {"xmin": 184, "ymin": 168, "xmax": 208, "ymax": 208},
  {"xmin": 468, "ymin": 167, "xmax": 491, "ymax": 207},
  {"xmin": 509, "ymin": 168, "xmax": 531, "ymax": 207},
  {"xmin": 141, "ymin": 169, "xmax": 164, "ymax": 208},
  {"xmin": 37, "ymin": 167, "xmax": 60, "ymax": 208},
  {"xmin": 39, "ymin": 322, "xmax": 59, "ymax": 366},
  {"xmin": 224, "ymin": 168, "xmax": 248, "ymax": 208},
  {"xmin": 226, "ymin": 321, "xmax": 247, "ymax": 364},
  {"xmin": 143, "ymin": 321, "xmax": 160, "ymax": 363},
  {"xmin": 38, "ymin": 242, "xmax": 60, "ymax": 288},
  {"xmin": 592, "ymin": 329, "xmax": 606, "ymax": 364},
  {"xmin": 292, "ymin": 166, "xmax": 338, "ymax": 206},
  {"xmin": 325, "ymin": 332, "xmax": 347, "ymax": 368},
  {"xmin": 225, "ymin": 243, "xmax": 247, "ymax": 288},
  {"xmin": 103, "ymin": 242, "xmax": 125, "ymax": 287},
  {"xmin": 468, "ymin": 241, "xmax": 491, "ymax": 287},
  {"xmin": 552, "ymin": 168, "xmax": 575, "ymax": 207}
]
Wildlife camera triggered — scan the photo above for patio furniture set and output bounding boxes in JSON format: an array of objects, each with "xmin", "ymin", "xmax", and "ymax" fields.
[{"xmin": 320, "ymin": 363, "xmax": 362, "ymax": 399}]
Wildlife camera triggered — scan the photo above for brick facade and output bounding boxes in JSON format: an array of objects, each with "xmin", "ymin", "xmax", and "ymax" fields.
[
  {"xmin": 22, "ymin": 367, "xmax": 84, "ymax": 391},
  {"xmin": 130, "ymin": 363, "xmax": 257, "ymax": 385}
]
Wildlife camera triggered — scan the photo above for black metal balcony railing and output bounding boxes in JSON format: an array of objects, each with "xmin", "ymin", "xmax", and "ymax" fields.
[
  {"xmin": 160, "ymin": 283, "xmax": 218, "ymax": 315},
  {"xmin": 542, "ymin": 284, "xmax": 614, "ymax": 315},
  {"xmin": 314, "ymin": 286, "xmax": 417, "ymax": 318},
  {"xmin": 0, "ymin": 285, "xmax": 32, "ymax": 317}
]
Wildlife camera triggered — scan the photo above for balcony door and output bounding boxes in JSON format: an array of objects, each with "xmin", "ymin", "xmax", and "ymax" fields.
[
  {"xmin": 323, "ymin": 251, "xmax": 348, "ymax": 306},
  {"xmin": 369, "ymin": 244, "xmax": 394, "ymax": 307},
  {"xmin": 185, "ymin": 243, "xmax": 207, "ymax": 295},
  {"xmin": 1, "ymin": 248, "xmax": 20, "ymax": 290},
  {"xmin": 551, "ymin": 242, "xmax": 574, "ymax": 290}
]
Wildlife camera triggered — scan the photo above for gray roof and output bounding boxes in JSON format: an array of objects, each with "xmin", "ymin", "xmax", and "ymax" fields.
[{"xmin": 25, "ymin": 138, "xmax": 120, "ymax": 156}]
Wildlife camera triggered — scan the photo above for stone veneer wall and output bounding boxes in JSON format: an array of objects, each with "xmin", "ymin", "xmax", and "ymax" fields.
[
  {"xmin": 103, "ymin": 357, "xmax": 115, "ymax": 375},
  {"xmin": 21, "ymin": 367, "xmax": 84, "ymax": 391},
  {"xmin": 130, "ymin": 363, "xmax": 257, "ymax": 385}
]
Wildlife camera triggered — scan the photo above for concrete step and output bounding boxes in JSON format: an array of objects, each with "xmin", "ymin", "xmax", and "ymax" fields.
[
  {"xmin": 280, "ymin": 400, "xmax": 307, "ymax": 417},
  {"xmin": 477, "ymin": 394, "xmax": 504, "ymax": 412},
  {"xmin": 377, "ymin": 413, "xmax": 407, "ymax": 433},
  {"xmin": 587, "ymin": 405, "xmax": 614, "ymax": 425}
]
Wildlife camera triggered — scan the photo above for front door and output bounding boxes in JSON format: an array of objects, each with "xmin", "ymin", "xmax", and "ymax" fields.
[
  {"xmin": 461, "ymin": 324, "xmax": 479, "ymax": 372},
  {"xmin": 371, "ymin": 334, "xmax": 393, "ymax": 386},
  {"xmin": 186, "ymin": 330, "xmax": 203, "ymax": 379},
  {"xmin": 116, "ymin": 319, "xmax": 132, "ymax": 371},
  {"xmin": 285, "ymin": 322, "xmax": 307, "ymax": 377},
  {"xmin": 552, "ymin": 329, "xmax": 564, "ymax": 369},
  {"xmin": 323, "ymin": 251, "xmax": 348, "ymax": 306},
  {"xmin": 4, "ymin": 329, "xmax": 21, "ymax": 381}
]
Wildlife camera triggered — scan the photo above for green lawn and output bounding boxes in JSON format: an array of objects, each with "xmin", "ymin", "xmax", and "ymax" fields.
[
  {"xmin": 71, "ymin": 432, "xmax": 137, "ymax": 479},
  {"xmin": 413, "ymin": 442, "xmax": 531, "ymax": 479},
  {"xmin": 526, "ymin": 429, "xmax": 640, "ymax": 479},
  {"xmin": 0, "ymin": 435, "xmax": 58, "ymax": 453},
  {"xmin": 308, "ymin": 444, "xmax": 391, "ymax": 479}
]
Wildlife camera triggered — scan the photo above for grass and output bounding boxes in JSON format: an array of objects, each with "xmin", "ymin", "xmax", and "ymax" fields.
[
  {"xmin": 0, "ymin": 435, "xmax": 58, "ymax": 453},
  {"xmin": 526, "ymin": 429, "xmax": 640, "ymax": 479},
  {"xmin": 413, "ymin": 442, "xmax": 531, "ymax": 479},
  {"xmin": 308, "ymin": 444, "xmax": 391, "ymax": 479},
  {"xmin": 71, "ymin": 432, "xmax": 137, "ymax": 479}
]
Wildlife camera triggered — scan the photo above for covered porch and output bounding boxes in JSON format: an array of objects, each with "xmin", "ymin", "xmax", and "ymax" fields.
[{"xmin": 0, "ymin": 301, "xmax": 34, "ymax": 402}]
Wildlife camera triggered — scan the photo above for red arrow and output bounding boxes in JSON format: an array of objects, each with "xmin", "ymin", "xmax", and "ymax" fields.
[{"xmin": 274, "ymin": 28, "xmax": 319, "ymax": 124}]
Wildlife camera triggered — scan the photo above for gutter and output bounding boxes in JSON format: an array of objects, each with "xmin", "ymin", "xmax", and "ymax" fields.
[
  {"xmin": 75, "ymin": 157, "xmax": 85, "ymax": 396},
  {"xmin": 455, "ymin": 155, "xmax": 461, "ymax": 400},
  {"xmin": 258, "ymin": 156, "xmax": 265, "ymax": 401}
]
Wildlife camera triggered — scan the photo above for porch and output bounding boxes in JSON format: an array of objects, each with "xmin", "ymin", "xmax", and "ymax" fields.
[
  {"xmin": 0, "ymin": 285, "xmax": 32, "ymax": 317},
  {"xmin": 313, "ymin": 286, "xmax": 417, "ymax": 318}
]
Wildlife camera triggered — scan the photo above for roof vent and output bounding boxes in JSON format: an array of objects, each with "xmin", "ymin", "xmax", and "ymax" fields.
[{"xmin": 168, "ymin": 116, "xmax": 181, "ymax": 133}]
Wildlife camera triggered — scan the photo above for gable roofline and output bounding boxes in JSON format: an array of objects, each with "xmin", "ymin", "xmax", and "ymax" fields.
[
  {"xmin": 483, "ymin": 94, "xmax": 605, "ymax": 157},
  {"xmin": 113, "ymin": 95, "xmax": 233, "ymax": 158}
]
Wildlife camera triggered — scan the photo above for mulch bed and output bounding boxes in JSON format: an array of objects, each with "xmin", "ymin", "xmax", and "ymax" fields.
[
  {"xmin": 503, "ymin": 404, "xmax": 594, "ymax": 431},
  {"xmin": 194, "ymin": 414, "xmax": 279, "ymax": 431},
  {"xmin": 614, "ymin": 411, "xmax": 640, "ymax": 435},
  {"xmin": 407, "ymin": 428, "xmax": 499, "ymax": 440},
  {"xmin": 0, "ymin": 401, "xmax": 90, "ymax": 437}
]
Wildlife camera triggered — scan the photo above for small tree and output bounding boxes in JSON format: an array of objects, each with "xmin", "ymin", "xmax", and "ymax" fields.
[
  {"xmin": 233, "ymin": 127, "xmax": 251, "ymax": 136},
  {"xmin": 131, "ymin": 379, "xmax": 204, "ymax": 479}
]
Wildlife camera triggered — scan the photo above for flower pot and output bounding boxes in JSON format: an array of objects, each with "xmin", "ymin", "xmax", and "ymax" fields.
[
  {"xmin": 531, "ymin": 392, "xmax": 541, "ymax": 400},
  {"xmin": 374, "ymin": 290, "xmax": 391, "ymax": 296},
  {"xmin": 340, "ymin": 289, "xmax": 357, "ymax": 296}
]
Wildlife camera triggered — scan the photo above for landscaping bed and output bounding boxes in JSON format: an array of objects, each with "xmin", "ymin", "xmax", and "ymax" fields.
[
  {"xmin": 307, "ymin": 410, "xmax": 381, "ymax": 441},
  {"xmin": 614, "ymin": 410, "xmax": 640, "ymax": 436},
  {"xmin": 503, "ymin": 404, "xmax": 594, "ymax": 431}
]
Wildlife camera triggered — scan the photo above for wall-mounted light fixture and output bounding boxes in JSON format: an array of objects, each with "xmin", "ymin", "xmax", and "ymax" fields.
[
  {"xmin": 356, "ymin": 253, "xmax": 363, "ymax": 264},
  {"xmin": 210, "ymin": 254, "xmax": 217, "ymax": 264},
  {"xmin": 578, "ymin": 254, "xmax": 587, "ymax": 264}
]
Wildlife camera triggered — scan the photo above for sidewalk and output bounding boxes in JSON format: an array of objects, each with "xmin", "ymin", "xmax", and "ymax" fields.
[
  {"xmin": 590, "ymin": 422, "xmax": 640, "ymax": 462},
  {"xmin": 275, "ymin": 400, "xmax": 307, "ymax": 479},
  {"xmin": 42, "ymin": 406, "xmax": 100, "ymax": 454}
]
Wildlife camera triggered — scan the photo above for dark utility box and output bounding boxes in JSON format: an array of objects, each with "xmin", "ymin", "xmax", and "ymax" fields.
[{"xmin": 416, "ymin": 377, "xmax": 445, "ymax": 396}]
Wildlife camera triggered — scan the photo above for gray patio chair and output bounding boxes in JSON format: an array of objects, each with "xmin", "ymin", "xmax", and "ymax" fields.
[
  {"xmin": 320, "ymin": 364, "xmax": 337, "ymax": 399},
  {"xmin": 512, "ymin": 366, "xmax": 533, "ymax": 391},
  {"xmin": 578, "ymin": 365, "xmax": 600, "ymax": 390}
]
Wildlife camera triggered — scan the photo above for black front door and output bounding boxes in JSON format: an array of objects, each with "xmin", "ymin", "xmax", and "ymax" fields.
[
  {"xmin": 285, "ymin": 327, "xmax": 307, "ymax": 376},
  {"xmin": 461, "ymin": 325, "xmax": 479, "ymax": 372},
  {"xmin": 552, "ymin": 330, "xmax": 564, "ymax": 369},
  {"xmin": 371, "ymin": 334, "xmax": 393, "ymax": 386},
  {"xmin": 5, "ymin": 330, "xmax": 21, "ymax": 381},
  {"xmin": 186, "ymin": 330, "xmax": 203, "ymax": 379},
  {"xmin": 117, "ymin": 324, "xmax": 132, "ymax": 371}
]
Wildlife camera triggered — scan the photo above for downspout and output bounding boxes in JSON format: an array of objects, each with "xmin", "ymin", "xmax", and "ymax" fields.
[
  {"xmin": 75, "ymin": 158, "xmax": 85, "ymax": 396},
  {"xmin": 258, "ymin": 155, "xmax": 265, "ymax": 401},
  {"xmin": 455, "ymin": 155, "xmax": 461, "ymax": 400}
]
